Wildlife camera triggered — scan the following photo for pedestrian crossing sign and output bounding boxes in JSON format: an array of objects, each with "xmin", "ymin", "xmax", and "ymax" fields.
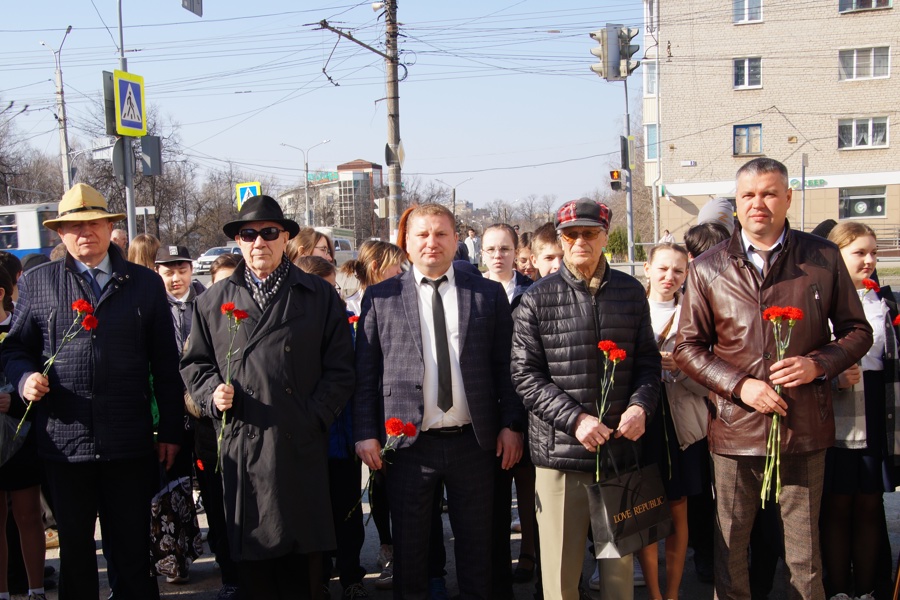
[
  {"xmin": 235, "ymin": 182, "xmax": 262, "ymax": 210},
  {"xmin": 113, "ymin": 70, "xmax": 147, "ymax": 137}
]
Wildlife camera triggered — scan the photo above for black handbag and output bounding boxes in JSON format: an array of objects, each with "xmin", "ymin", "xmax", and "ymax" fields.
[{"xmin": 585, "ymin": 442, "xmax": 674, "ymax": 559}]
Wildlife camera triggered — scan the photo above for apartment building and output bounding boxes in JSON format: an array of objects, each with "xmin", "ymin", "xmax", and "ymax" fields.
[{"xmin": 642, "ymin": 0, "xmax": 900, "ymax": 240}]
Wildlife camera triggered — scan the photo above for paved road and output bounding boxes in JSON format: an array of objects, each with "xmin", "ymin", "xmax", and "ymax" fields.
[{"xmin": 35, "ymin": 477, "xmax": 899, "ymax": 600}]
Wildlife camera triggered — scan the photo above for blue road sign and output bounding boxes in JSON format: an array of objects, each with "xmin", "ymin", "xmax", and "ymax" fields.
[{"xmin": 113, "ymin": 70, "xmax": 146, "ymax": 136}]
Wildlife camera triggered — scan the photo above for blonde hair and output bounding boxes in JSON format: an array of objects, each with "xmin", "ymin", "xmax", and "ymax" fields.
[
  {"xmin": 340, "ymin": 240, "xmax": 406, "ymax": 288},
  {"xmin": 827, "ymin": 221, "xmax": 877, "ymax": 250},
  {"xmin": 127, "ymin": 234, "xmax": 160, "ymax": 269},
  {"xmin": 287, "ymin": 227, "xmax": 334, "ymax": 264}
]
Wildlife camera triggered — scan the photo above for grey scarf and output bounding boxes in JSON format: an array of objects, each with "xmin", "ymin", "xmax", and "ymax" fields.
[{"xmin": 244, "ymin": 255, "xmax": 291, "ymax": 310}]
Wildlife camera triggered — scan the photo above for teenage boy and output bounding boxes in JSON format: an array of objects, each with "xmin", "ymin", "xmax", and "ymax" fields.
[{"xmin": 529, "ymin": 222, "xmax": 564, "ymax": 278}]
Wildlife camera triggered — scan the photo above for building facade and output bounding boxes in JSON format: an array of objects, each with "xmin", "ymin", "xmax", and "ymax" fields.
[{"xmin": 643, "ymin": 0, "xmax": 900, "ymax": 244}]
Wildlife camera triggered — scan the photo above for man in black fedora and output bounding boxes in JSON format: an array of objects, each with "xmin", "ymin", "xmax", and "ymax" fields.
[{"xmin": 181, "ymin": 195, "xmax": 355, "ymax": 599}]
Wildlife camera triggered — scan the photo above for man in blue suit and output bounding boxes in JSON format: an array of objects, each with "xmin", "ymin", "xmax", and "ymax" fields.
[{"xmin": 354, "ymin": 204, "xmax": 525, "ymax": 600}]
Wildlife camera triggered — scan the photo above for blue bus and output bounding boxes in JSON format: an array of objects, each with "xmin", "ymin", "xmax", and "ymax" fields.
[{"xmin": 0, "ymin": 203, "xmax": 60, "ymax": 258}]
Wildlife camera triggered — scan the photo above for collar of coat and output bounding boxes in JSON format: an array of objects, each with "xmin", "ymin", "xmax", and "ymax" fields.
[
  {"xmin": 225, "ymin": 257, "xmax": 317, "ymax": 294},
  {"xmin": 561, "ymin": 253, "xmax": 607, "ymax": 296}
]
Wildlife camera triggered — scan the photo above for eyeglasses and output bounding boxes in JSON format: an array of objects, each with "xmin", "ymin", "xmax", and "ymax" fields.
[
  {"xmin": 482, "ymin": 247, "xmax": 513, "ymax": 256},
  {"xmin": 238, "ymin": 227, "xmax": 286, "ymax": 242},
  {"xmin": 314, "ymin": 245, "xmax": 331, "ymax": 254},
  {"xmin": 558, "ymin": 229, "xmax": 603, "ymax": 243}
]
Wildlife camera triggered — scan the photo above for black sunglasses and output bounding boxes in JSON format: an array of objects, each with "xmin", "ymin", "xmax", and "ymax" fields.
[{"xmin": 238, "ymin": 227, "xmax": 286, "ymax": 242}]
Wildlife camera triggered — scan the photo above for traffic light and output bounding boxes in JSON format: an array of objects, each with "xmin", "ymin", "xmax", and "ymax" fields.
[
  {"xmin": 589, "ymin": 29, "xmax": 609, "ymax": 79},
  {"xmin": 610, "ymin": 170, "xmax": 623, "ymax": 191},
  {"xmin": 374, "ymin": 197, "xmax": 387, "ymax": 218},
  {"xmin": 618, "ymin": 27, "xmax": 641, "ymax": 78}
]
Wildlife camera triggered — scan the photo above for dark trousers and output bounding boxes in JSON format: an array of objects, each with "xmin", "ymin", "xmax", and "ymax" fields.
[
  {"xmin": 491, "ymin": 459, "xmax": 515, "ymax": 600},
  {"xmin": 386, "ymin": 428, "xmax": 494, "ymax": 600},
  {"xmin": 239, "ymin": 552, "xmax": 321, "ymax": 600},
  {"xmin": 325, "ymin": 457, "xmax": 366, "ymax": 588},
  {"xmin": 45, "ymin": 455, "xmax": 159, "ymax": 600},
  {"xmin": 195, "ymin": 459, "xmax": 240, "ymax": 586}
]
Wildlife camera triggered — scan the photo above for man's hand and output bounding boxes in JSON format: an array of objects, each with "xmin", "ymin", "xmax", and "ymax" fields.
[
  {"xmin": 0, "ymin": 392, "xmax": 10, "ymax": 414},
  {"xmin": 158, "ymin": 443, "xmax": 180, "ymax": 470},
  {"xmin": 837, "ymin": 364, "xmax": 861, "ymax": 389},
  {"xmin": 22, "ymin": 372, "xmax": 49, "ymax": 402},
  {"xmin": 496, "ymin": 428, "xmax": 523, "ymax": 470},
  {"xmin": 736, "ymin": 377, "xmax": 788, "ymax": 416},
  {"xmin": 615, "ymin": 405, "xmax": 647, "ymax": 441},
  {"xmin": 573, "ymin": 412, "xmax": 614, "ymax": 452},
  {"xmin": 356, "ymin": 439, "xmax": 383, "ymax": 471},
  {"xmin": 770, "ymin": 356, "xmax": 824, "ymax": 389},
  {"xmin": 660, "ymin": 351, "xmax": 678, "ymax": 372},
  {"xmin": 213, "ymin": 383, "xmax": 234, "ymax": 412}
]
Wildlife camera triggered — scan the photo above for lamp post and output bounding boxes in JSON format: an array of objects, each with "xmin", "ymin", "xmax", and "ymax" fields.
[
  {"xmin": 435, "ymin": 177, "xmax": 473, "ymax": 226},
  {"xmin": 41, "ymin": 25, "xmax": 73, "ymax": 191},
  {"xmin": 281, "ymin": 139, "xmax": 330, "ymax": 225}
]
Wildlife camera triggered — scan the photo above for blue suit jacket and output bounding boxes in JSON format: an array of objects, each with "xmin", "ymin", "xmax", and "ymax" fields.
[{"xmin": 353, "ymin": 266, "xmax": 523, "ymax": 451}]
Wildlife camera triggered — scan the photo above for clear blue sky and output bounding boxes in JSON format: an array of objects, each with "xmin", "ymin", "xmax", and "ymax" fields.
[{"xmin": 1, "ymin": 1, "xmax": 647, "ymax": 208}]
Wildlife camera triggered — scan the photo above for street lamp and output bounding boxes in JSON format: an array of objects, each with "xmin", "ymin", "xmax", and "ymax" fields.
[
  {"xmin": 41, "ymin": 25, "xmax": 73, "ymax": 191},
  {"xmin": 281, "ymin": 140, "xmax": 330, "ymax": 226},
  {"xmin": 435, "ymin": 177, "xmax": 473, "ymax": 224}
]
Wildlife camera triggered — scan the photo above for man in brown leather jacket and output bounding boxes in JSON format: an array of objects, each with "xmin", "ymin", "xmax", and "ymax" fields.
[{"xmin": 674, "ymin": 158, "xmax": 872, "ymax": 600}]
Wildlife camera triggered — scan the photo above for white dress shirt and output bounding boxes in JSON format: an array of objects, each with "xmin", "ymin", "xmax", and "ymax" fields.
[
  {"xmin": 73, "ymin": 253, "xmax": 113, "ymax": 290},
  {"xmin": 411, "ymin": 264, "xmax": 472, "ymax": 430},
  {"xmin": 740, "ymin": 228, "xmax": 786, "ymax": 277}
]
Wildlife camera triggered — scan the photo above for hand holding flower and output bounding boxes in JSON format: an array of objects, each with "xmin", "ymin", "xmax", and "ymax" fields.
[
  {"xmin": 769, "ymin": 356, "xmax": 824, "ymax": 388},
  {"xmin": 574, "ymin": 413, "xmax": 613, "ymax": 452},
  {"xmin": 355, "ymin": 439, "xmax": 384, "ymax": 471},
  {"xmin": 22, "ymin": 372, "xmax": 50, "ymax": 402},
  {"xmin": 213, "ymin": 383, "xmax": 234, "ymax": 412},
  {"xmin": 735, "ymin": 377, "xmax": 788, "ymax": 416}
]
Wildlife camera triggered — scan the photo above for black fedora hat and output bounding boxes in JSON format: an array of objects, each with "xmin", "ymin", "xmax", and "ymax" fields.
[{"xmin": 222, "ymin": 195, "xmax": 300, "ymax": 239}]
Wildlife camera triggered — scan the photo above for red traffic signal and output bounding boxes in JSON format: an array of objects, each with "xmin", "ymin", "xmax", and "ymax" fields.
[{"xmin": 610, "ymin": 170, "xmax": 623, "ymax": 191}]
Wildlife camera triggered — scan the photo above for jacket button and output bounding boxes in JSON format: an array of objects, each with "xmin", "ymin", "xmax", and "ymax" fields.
[
  {"xmin": 247, "ymin": 389, "xmax": 254, "ymax": 396},
  {"xmin": 247, "ymin": 432, "xmax": 256, "ymax": 438},
  {"xmin": 764, "ymin": 352, "xmax": 771, "ymax": 360},
  {"xmin": 285, "ymin": 387, "xmax": 292, "ymax": 395},
  {"xmin": 285, "ymin": 345, "xmax": 291, "ymax": 352},
  {"xmin": 95, "ymin": 454, "xmax": 100, "ymax": 459},
  {"xmin": 415, "ymin": 385, "xmax": 422, "ymax": 391}
]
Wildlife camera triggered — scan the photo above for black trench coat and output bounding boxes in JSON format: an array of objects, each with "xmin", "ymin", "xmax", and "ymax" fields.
[{"xmin": 181, "ymin": 261, "xmax": 355, "ymax": 561}]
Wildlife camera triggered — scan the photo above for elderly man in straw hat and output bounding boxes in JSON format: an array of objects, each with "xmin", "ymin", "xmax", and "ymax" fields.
[
  {"xmin": 181, "ymin": 195, "xmax": 355, "ymax": 599},
  {"xmin": 2, "ymin": 183, "xmax": 184, "ymax": 600}
]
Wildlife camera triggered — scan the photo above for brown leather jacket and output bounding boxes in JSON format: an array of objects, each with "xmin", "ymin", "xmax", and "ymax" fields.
[{"xmin": 674, "ymin": 224, "xmax": 872, "ymax": 456}]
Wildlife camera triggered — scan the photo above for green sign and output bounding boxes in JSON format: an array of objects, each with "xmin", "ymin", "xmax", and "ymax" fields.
[{"xmin": 789, "ymin": 178, "xmax": 827, "ymax": 190}]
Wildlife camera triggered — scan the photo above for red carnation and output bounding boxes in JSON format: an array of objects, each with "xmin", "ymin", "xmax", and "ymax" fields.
[
  {"xmin": 597, "ymin": 340, "xmax": 618, "ymax": 353},
  {"xmin": 783, "ymin": 307, "xmax": 804, "ymax": 322},
  {"xmin": 763, "ymin": 306, "xmax": 786, "ymax": 322},
  {"xmin": 863, "ymin": 278, "xmax": 880, "ymax": 293},
  {"xmin": 71, "ymin": 299, "xmax": 94, "ymax": 314},
  {"xmin": 82, "ymin": 315, "xmax": 98, "ymax": 331},
  {"xmin": 894, "ymin": 314, "xmax": 900, "ymax": 327},
  {"xmin": 221, "ymin": 302, "xmax": 235, "ymax": 315},
  {"xmin": 348, "ymin": 316, "xmax": 360, "ymax": 324},
  {"xmin": 385, "ymin": 417, "xmax": 404, "ymax": 437},
  {"xmin": 232, "ymin": 309, "xmax": 249, "ymax": 321},
  {"xmin": 609, "ymin": 348, "xmax": 627, "ymax": 363},
  {"xmin": 402, "ymin": 422, "xmax": 417, "ymax": 437}
]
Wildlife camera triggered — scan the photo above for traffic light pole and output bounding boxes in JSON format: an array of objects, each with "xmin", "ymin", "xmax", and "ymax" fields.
[{"xmin": 623, "ymin": 78, "xmax": 635, "ymax": 274}]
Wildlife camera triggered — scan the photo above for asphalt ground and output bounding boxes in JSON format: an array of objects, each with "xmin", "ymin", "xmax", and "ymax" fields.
[{"xmin": 32, "ymin": 475, "xmax": 900, "ymax": 600}]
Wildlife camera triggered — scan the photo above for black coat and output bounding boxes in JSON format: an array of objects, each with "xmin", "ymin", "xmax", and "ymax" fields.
[
  {"xmin": 2, "ymin": 251, "xmax": 183, "ymax": 462},
  {"xmin": 180, "ymin": 261, "xmax": 355, "ymax": 560},
  {"xmin": 511, "ymin": 263, "xmax": 661, "ymax": 471}
]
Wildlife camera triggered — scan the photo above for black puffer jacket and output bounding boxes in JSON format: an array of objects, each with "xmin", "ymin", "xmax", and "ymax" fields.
[
  {"xmin": 511, "ymin": 263, "xmax": 661, "ymax": 471},
  {"xmin": 2, "ymin": 251, "xmax": 183, "ymax": 463}
]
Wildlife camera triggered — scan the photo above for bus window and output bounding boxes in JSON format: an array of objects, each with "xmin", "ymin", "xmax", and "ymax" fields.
[
  {"xmin": 0, "ymin": 215, "xmax": 17, "ymax": 250},
  {"xmin": 38, "ymin": 211, "xmax": 58, "ymax": 250}
]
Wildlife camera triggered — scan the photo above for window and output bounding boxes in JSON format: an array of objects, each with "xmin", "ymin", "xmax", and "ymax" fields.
[
  {"xmin": 734, "ymin": 58, "xmax": 762, "ymax": 88},
  {"xmin": 840, "ymin": 0, "xmax": 890, "ymax": 12},
  {"xmin": 733, "ymin": 0, "xmax": 762, "ymax": 23},
  {"xmin": 838, "ymin": 117, "xmax": 888, "ymax": 148},
  {"xmin": 644, "ymin": 61, "xmax": 658, "ymax": 96},
  {"xmin": 734, "ymin": 124, "xmax": 762, "ymax": 155},
  {"xmin": 839, "ymin": 47, "xmax": 890, "ymax": 80},
  {"xmin": 645, "ymin": 124, "xmax": 659, "ymax": 160},
  {"xmin": 0, "ymin": 214, "xmax": 17, "ymax": 250},
  {"xmin": 839, "ymin": 187, "xmax": 886, "ymax": 218}
]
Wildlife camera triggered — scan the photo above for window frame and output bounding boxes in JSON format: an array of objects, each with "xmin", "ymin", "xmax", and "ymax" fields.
[
  {"xmin": 733, "ymin": 124, "xmax": 763, "ymax": 156},
  {"xmin": 838, "ymin": 117, "xmax": 889, "ymax": 149},
  {"xmin": 644, "ymin": 61, "xmax": 658, "ymax": 96},
  {"xmin": 733, "ymin": 0, "xmax": 763, "ymax": 23},
  {"xmin": 839, "ymin": 0, "xmax": 891, "ymax": 13},
  {"xmin": 838, "ymin": 186, "xmax": 887, "ymax": 219},
  {"xmin": 645, "ymin": 124, "xmax": 659, "ymax": 160},
  {"xmin": 839, "ymin": 47, "xmax": 890, "ymax": 80},
  {"xmin": 733, "ymin": 57, "xmax": 762, "ymax": 89}
]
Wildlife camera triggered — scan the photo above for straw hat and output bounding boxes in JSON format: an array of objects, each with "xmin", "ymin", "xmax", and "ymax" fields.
[{"xmin": 43, "ymin": 183, "xmax": 126, "ymax": 231}]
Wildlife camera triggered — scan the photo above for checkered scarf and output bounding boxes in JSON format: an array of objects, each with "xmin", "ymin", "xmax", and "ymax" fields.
[{"xmin": 244, "ymin": 255, "xmax": 291, "ymax": 310}]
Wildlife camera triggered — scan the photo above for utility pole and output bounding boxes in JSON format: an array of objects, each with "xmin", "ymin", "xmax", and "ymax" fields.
[
  {"xmin": 385, "ymin": 0, "xmax": 402, "ymax": 237},
  {"xmin": 118, "ymin": 0, "xmax": 137, "ymax": 242},
  {"xmin": 316, "ymin": 3, "xmax": 403, "ymax": 235},
  {"xmin": 42, "ymin": 26, "xmax": 73, "ymax": 191},
  {"xmin": 436, "ymin": 177, "xmax": 473, "ymax": 230}
]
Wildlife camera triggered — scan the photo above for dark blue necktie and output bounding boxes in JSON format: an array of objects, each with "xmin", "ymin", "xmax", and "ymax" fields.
[{"xmin": 84, "ymin": 268, "xmax": 103, "ymax": 300}]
